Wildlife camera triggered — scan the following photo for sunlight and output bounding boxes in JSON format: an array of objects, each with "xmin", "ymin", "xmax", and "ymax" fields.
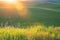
[
  {"xmin": 0, "ymin": 0, "xmax": 29, "ymax": 18},
  {"xmin": 5, "ymin": 0, "xmax": 17, "ymax": 3},
  {"xmin": 15, "ymin": 2, "xmax": 29, "ymax": 18}
]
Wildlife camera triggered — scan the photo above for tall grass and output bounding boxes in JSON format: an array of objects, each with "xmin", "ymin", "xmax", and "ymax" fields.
[{"xmin": 0, "ymin": 25, "xmax": 60, "ymax": 40}]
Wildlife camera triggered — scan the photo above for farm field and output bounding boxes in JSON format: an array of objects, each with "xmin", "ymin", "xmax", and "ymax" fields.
[
  {"xmin": 0, "ymin": 25, "xmax": 60, "ymax": 40},
  {"xmin": 0, "ymin": 1, "xmax": 60, "ymax": 40},
  {"xmin": 0, "ymin": 2, "xmax": 60, "ymax": 26},
  {"xmin": 28, "ymin": 2, "xmax": 60, "ymax": 26}
]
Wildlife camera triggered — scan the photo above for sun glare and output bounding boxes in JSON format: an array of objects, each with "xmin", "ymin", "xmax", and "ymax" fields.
[
  {"xmin": 0, "ymin": 0, "xmax": 29, "ymax": 18},
  {"xmin": 5, "ymin": 0, "xmax": 17, "ymax": 3}
]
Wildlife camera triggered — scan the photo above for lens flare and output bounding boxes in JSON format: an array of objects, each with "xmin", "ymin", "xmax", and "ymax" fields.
[
  {"xmin": 5, "ymin": 0, "xmax": 17, "ymax": 3},
  {"xmin": 0, "ymin": 0, "xmax": 17, "ymax": 3},
  {"xmin": 0, "ymin": 0, "xmax": 29, "ymax": 19},
  {"xmin": 14, "ymin": 2, "xmax": 29, "ymax": 18}
]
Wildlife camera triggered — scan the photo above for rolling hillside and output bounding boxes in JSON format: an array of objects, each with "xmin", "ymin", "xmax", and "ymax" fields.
[{"xmin": 0, "ymin": 2, "xmax": 60, "ymax": 27}]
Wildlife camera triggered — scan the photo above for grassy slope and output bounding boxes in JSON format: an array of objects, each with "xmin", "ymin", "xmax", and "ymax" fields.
[
  {"xmin": 0, "ymin": 2, "xmax": 60, "ymax": 26},
  {"xmin": 28, "ymin": 2, "xmax": 60, "ymax": 26}
]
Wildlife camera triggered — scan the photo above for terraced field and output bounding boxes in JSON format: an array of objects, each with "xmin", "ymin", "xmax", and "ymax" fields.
[
  {"xmin": 28, "ymin": 2, "xmax": 60, "ymax": 26},
  {"xmin": 0, "ymin": 2, "xmax": 60, "ymax": 26}
]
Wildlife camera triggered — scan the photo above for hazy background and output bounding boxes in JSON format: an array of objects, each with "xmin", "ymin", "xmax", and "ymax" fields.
[{"xmin": 0, "ymin": 0, "xmax": 60, "ymax": 27}]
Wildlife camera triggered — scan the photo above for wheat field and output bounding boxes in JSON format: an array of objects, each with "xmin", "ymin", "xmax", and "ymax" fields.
[{"xmin": 0, "ymin": 25, "xmax": 60, "ymax": 40}]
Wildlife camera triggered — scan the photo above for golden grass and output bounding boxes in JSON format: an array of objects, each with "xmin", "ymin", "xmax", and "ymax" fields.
[{"xmin": 0, "ymin": 25, "xmax": 60, "ymax": 40}]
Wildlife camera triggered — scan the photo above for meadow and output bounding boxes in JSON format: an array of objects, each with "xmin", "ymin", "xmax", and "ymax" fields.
[
  {"xmin": 0, "ymin": 2, "xmax": 60, "ymax": 26},
  {"xmin": 0, "ymin": 2, "xmax": 60, "ymax": 40},
  {"xmin": 0, "ymin": 24, "xmax": 60, "ymax": 40},
  {"xmin": 28, "ymin": 2, "xmax": 60, "ymax": 26}
]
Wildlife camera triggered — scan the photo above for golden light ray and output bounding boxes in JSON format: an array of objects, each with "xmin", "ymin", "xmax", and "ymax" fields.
[
  {"xmin": 14, "ymin": 1, "xmax": 29, "ymax": 18},
  {"xmin": 5, "ymin": 0, "xmax": 17, "ymax": 3},
  {"xmin": 0, "ymin": 0, "xmax": 29, "ymax": 18},
  {"xmin": 0, "ymin": 0, "xmax": 17, "ymax": 4}
]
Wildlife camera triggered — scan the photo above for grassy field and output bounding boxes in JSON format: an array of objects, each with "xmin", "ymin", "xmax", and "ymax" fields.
[
  {"xmin": 0, "ymin": 2, "xmax": 60, "ymax": 40},
  {"xmin": 0, "ymin": 2, "xmax": 60, "ymax": 26},
  {"xmin": 28, "ymin": 2, "xmax": 60, "ymax": 26},
  {"xmin": 0, "ymin": 25, "xmax": 60, "ymax": 40}
]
